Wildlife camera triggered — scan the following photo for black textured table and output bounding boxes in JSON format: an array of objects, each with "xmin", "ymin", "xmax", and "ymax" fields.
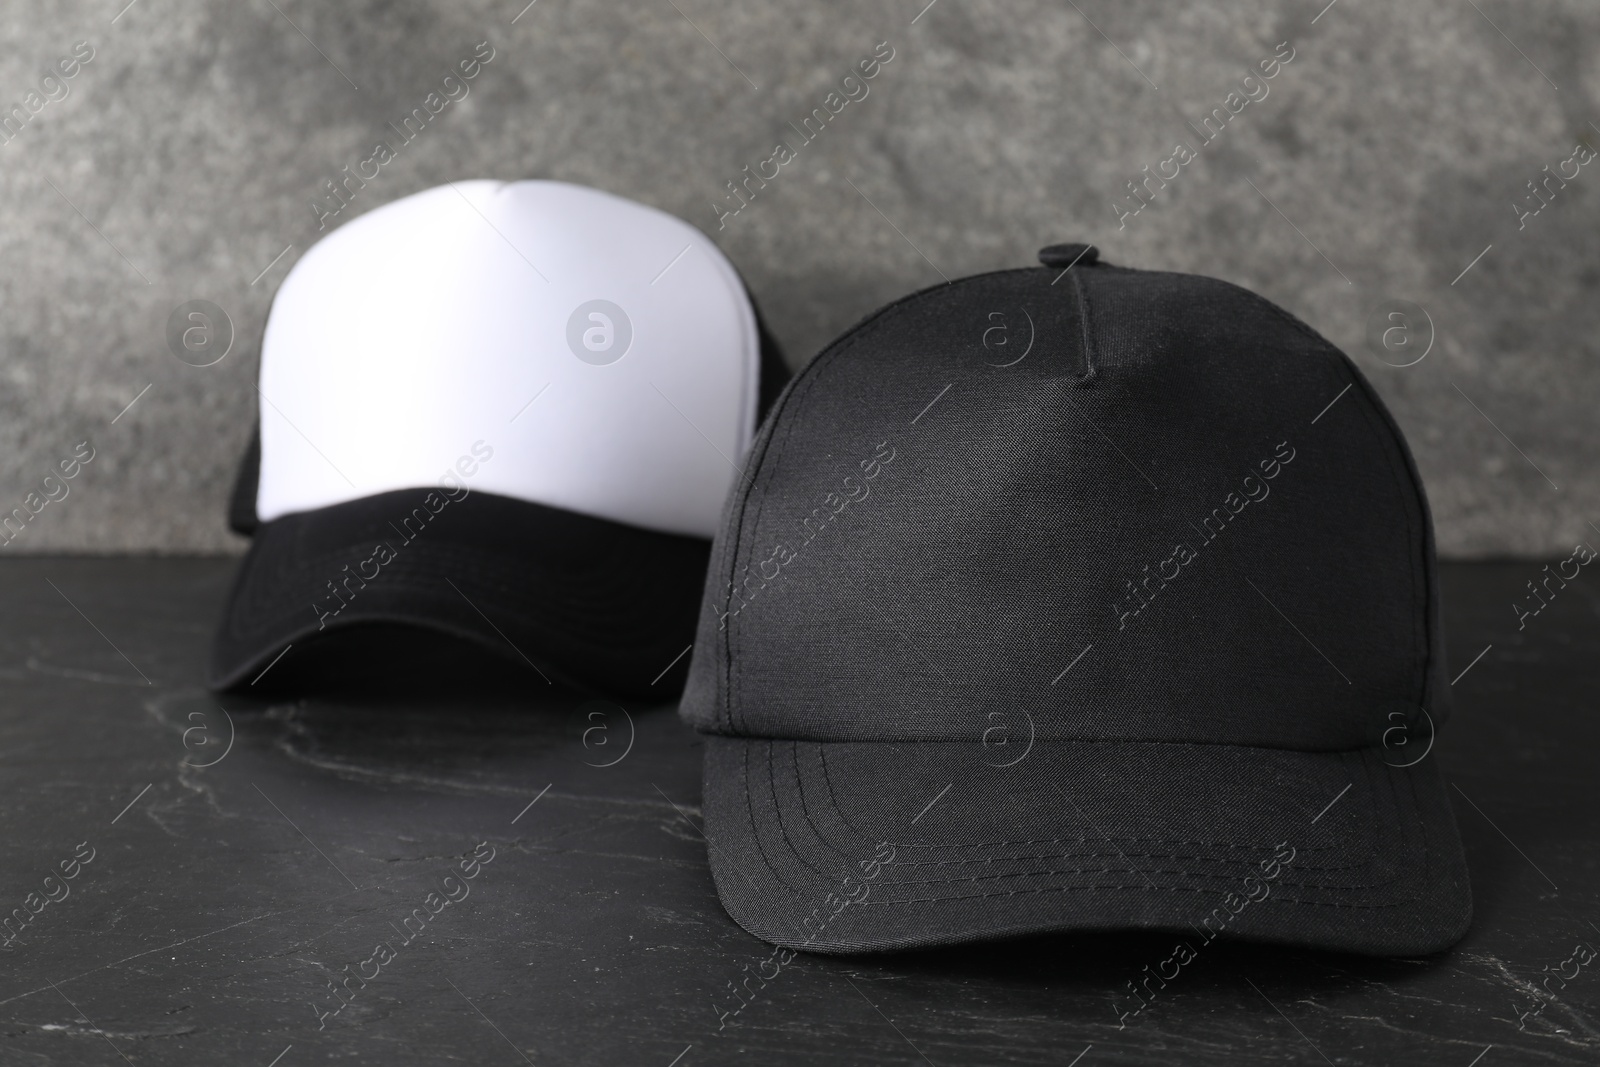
[{"xmin": 0, "ymin": 558, "xmax": 1595, "ymax": 1066}]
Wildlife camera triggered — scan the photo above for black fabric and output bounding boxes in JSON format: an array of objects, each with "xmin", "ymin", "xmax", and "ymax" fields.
[
  {"xmin": 680, "ymin": 250, "xmax": 1471, "ymax": 956},
  {"xmin": 210, "ymin": 488, "xmax": 710, "ymax": 699},
  {"xmin": 703, "ymin": 738, "xmax": 1471, "ymax": 956}
]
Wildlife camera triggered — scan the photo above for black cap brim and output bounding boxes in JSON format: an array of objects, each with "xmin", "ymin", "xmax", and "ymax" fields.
[
  {"xmin": 700, "ymin": 735, "xmax": 1472, "ymax": 956},
  {"xmin": 209, "ymin": 487, "xmax": 710, "ymax": 698}
]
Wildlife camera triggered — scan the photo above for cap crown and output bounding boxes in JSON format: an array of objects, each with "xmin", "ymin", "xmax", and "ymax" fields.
[
  {"xmin": 256, "ymin": 180, "xmax": 759, "ymax": 538},
  {"xmin": 681, "ymin": 260, "xmax": 1443, "ymax": 751}
]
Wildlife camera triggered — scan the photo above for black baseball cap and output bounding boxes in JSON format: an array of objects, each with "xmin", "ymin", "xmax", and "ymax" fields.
[
  {"xmin": 210, "ymin": 180, "xmax": 788, "ymax": 698},
  {"xmin": 679, "ymin": 244, "xmax": 1471, "ymax": 956}
]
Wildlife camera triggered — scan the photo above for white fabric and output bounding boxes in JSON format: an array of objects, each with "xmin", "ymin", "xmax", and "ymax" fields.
[{"xmin": 255, "ymin": 180, "xmax": 759, "ymax": 538}]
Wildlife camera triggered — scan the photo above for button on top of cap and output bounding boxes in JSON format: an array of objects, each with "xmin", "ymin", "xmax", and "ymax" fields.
[{"xmin": 1038, "ymin": 243, "xmax": 1099, "ymax": 268}]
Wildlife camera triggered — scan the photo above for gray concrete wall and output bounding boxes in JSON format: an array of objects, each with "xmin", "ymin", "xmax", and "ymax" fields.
[{"xmin": 0, "ymin": 0, "xmax": 1593, "ymax": 557}]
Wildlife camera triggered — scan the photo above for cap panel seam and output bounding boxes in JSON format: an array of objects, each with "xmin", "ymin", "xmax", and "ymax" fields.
[
  {"xmin": 1069, "ymin": 269, "xmax": 1098, "ymax": 384},
  {"xmin": 1343, "ymin": 362, "xmax": 1429, "ymax": 715},
  {"xmin": 720, "ymin": 273, "xmax": 1026, "ymax": 735},
  {"xmin": 725, "ymin": 334, "xmax": 853, "ymax": 733},
  {"xmin": 715, "ymin": 328, "xmax": 831, "ymax": 732}
]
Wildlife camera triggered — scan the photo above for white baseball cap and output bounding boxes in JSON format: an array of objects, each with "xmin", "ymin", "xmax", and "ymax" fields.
[{"xmin": 210, "ymin": 180, "xmax": 788, "ymax": 695}]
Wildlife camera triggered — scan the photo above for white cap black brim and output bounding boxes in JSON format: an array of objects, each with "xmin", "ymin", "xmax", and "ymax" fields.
[{"xmin": 211, "ymin": 180, "xmax": 788, "ymax": 696}]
